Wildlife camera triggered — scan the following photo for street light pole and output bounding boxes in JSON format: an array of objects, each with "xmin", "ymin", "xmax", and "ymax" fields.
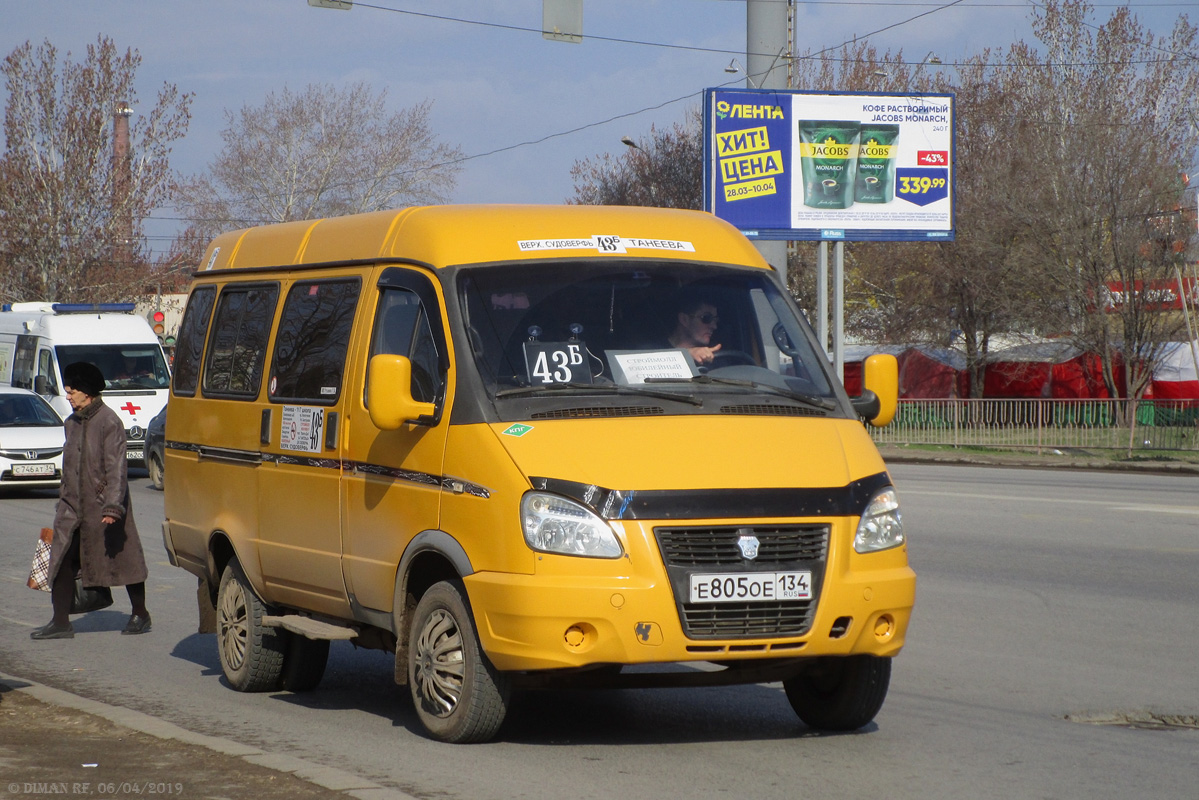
[{"xmin": 112, "ymin": 102, "xmax": 134, "ymax": 272}]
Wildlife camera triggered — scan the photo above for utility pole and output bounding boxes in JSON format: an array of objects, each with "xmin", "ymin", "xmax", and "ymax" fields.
[
  {"xmin": 745, "ymin": 1, "xmax": 790, "ymax": 275},
  {"xmin": 746, "ymin": 2, "xmax": 843, "ymax": 375}
]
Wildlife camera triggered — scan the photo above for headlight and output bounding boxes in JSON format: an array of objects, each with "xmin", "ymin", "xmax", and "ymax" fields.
[
  {"xmin": 853, "ymin": 487, "xmax": 904, "ymax": 553},
  {"xmin": 521, "ymin": 492, "xmax": 623, "ymax": 558}
]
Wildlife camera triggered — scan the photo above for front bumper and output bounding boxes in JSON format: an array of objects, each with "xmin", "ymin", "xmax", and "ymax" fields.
[{"xmin": 465, "ymin": 516, "xmax": 915, "ymax": 672}]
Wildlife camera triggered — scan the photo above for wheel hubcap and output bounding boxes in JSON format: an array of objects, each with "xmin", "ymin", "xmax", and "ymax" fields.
[
  {"xmin": 218, "ymin": 580, "xmax": 249, "ymax": 670},
  {"xmin": 413, "ymin": 608, "xmax": 465, "ymax": 717}
]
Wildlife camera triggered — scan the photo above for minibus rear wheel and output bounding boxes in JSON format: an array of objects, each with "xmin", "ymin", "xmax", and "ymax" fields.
[
  {"xmin": 783, "ymin": 655, "xmax": 891, "ymax": 731},
  {"xmin": 408, "ymin": 580, "xmax": 510, "ymax": 743},
  {"xmin": 217, "ymin": 560, "xmax": 286, "ymax": 692}
]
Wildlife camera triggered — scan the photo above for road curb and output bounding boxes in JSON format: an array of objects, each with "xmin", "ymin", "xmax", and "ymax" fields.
[{"xmin": 0, "ymin": 671, "xmax": 418, "ymax": 800}]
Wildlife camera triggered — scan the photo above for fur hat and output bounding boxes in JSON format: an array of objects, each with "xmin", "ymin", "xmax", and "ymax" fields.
[{"xmin": 63, "ymin": 362, "xmax": 106, "ymax": 397}]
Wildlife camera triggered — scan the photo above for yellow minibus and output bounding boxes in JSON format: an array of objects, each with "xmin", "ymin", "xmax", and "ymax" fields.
[{"xmin": 162, "ymin": 204, "xmax": 912, "ymax": 742}]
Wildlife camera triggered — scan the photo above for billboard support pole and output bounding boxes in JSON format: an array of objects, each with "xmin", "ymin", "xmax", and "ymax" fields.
[
  {"xmin": 834, "ymin": 241, "xmax": 845, "ymax": 382},
  {"xmin": 817, "ymin": 241, "xmax": 829, "ymax": 355}
]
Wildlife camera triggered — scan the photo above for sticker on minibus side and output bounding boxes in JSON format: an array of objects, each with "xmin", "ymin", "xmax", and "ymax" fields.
[{"xmin": 281, "ymin": 405, "xmax": 325, "ymax": 453}]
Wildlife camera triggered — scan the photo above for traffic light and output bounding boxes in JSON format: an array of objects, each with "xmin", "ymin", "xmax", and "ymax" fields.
[{"xmin": 150, "ymin": 309, "xmax": 166, "ymax": 342}]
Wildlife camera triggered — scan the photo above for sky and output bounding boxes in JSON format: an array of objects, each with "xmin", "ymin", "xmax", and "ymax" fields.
[{"xmin": 3, "ymin": 1, "xmax": 1196, "ymax": 260}]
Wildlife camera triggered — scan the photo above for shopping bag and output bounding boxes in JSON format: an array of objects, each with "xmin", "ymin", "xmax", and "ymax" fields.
[
  {"xmin": 26, "ymin": 528, "xmax": 53, "ymax": 592},
  {"xmin": 71, "ymin": 579, "xmax": 114, "ymax": 614}
]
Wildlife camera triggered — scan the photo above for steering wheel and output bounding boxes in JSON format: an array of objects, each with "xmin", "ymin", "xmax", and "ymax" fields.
[{"xmin": 708, "ymin": 349, "xmax": 756, "ymax": 369}]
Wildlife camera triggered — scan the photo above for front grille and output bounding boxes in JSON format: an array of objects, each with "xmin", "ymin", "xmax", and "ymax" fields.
[
  {"xmin": 720, "ymin": 404, "xmax": 825, "ymax": 417},
  {"xmin": 0, "ymin": 448, "xmax": 63, "ymax": 461},
  {"xmin": 656, "ymin": 524, "xmax": 828, "ymax": 566},
  {"xmin": 654, "ymin": 524, "xmax": 830, "ymax": 639},
  {"xmin": 530, "ymin": 405, "xmax": 664, "ymax": 419},
  {"xmin": 683, "ymin": 600, "xmax": 816, "ymax": 637}
]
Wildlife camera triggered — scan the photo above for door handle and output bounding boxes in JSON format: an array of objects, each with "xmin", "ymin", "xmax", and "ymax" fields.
[{"xmin": 325, "ymin": 411, "xmax": 338, "ymax": 450}]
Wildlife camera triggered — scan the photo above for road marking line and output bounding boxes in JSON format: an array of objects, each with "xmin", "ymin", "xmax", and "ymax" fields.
[
  {"xmin": 1109, "ymin": 505, "xmax": 1199, "ymax": 516},
  {"xmin": 901, "ymin": 490, "xmax": 1199, "ymax": 515}
]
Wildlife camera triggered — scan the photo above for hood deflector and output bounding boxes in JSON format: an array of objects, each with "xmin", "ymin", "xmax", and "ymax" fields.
[{"xmin": 528, "ymin": 471, "xmax": 891, "ymax": 521}]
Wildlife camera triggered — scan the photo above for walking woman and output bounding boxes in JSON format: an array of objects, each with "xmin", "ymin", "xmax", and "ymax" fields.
[{"xmin": 31, "ymin": 362, "xmax": 151, "ymax": 639}]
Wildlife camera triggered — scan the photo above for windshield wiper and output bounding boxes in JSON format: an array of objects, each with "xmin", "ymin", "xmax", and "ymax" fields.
[
  {"xmin": 495, "ymin": 382, "xmax": 704, "ymax": 407},
  {"xmin": 645, "ymin": 374, "xmax": 836, "ymax": 411}
]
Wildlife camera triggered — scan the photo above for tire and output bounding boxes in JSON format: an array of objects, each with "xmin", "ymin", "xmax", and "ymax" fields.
[
  {"xmin": 408, "ymin": 581, "xmax": 510, "ymax": 743},
  {"xmin": 783, "ymin": 655, "xmax": 891, "ymax": 731},
  {"xmin": 147, "ymin": 450, "xmax": 164, "ymax": 491},
  {"xmin": 216, "ymin": 561, "xmax": 285, "ymax": 692},
  {"xmin": 279, "ymin": 634, "xmax": 329, "ymax": 692}
]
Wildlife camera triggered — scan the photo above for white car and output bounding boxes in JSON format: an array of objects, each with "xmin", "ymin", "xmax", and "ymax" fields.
[{"xmin": 0, "ymin": 386, "xmax": 65, "ymax": 490}]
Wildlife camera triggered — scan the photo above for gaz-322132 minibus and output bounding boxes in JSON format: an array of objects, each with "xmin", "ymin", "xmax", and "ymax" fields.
[{"xmin": 161, "ymin": 204, "xmax": 913, "ymax": 743}]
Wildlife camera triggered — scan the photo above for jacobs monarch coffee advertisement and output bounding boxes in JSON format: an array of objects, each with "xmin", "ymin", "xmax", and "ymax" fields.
[{"xmin": 703, "ymin": 89, "xmax": 954, "ymax": 242}]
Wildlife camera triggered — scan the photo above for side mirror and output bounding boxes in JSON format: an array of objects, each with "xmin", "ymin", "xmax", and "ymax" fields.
[
  {"xmin": 33, "ymin": 375, "xmax": 49, "ymax": 395},
  {"xmin": 367, "ymin": 354, "xmax": 436, "ymax": 431},
  {"xmin": 854, "ymin": 353, "xmax": 898, "ymax": 427}
]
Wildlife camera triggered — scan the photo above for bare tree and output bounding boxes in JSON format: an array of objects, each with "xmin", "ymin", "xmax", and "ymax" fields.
[
  {"xmin": 0, "ymin": 37, "xmax": 192, "ymax": 303},
  {"xmin": 175, "ymin": 82, "xmax": 463, "ymax": 246},
  {"xmin": 1004, "ymin": 0, "xmax": 1199, "ymax": 400},
  {"xmin": 909, "ymin": 55, "xmax": 1047, "ymax": 396},
  {"xmin": 568, "ymin": 108, "xmax": 703, "ymax": 209}
]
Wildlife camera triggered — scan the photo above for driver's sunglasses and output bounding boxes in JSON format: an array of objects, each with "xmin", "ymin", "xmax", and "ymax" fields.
[{"xmin": 695, "ymin": 313, "xmax": 719, "ymax": 325}]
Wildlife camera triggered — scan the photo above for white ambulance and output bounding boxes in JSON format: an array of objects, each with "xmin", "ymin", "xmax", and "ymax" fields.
[{"xmin": 0, "ymin": 302, "xmax": 170, "ymax": 464}]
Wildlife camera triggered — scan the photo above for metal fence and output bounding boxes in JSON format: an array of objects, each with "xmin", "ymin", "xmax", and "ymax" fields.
[{"xmin": 869, "ymin": 399, "xmax": 1199, "ymax": 453}]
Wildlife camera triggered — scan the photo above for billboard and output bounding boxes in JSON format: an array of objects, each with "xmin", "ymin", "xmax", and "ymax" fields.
[{"xmin": 703, "ymin": 88, "xmax": 955, "ymax": 242}]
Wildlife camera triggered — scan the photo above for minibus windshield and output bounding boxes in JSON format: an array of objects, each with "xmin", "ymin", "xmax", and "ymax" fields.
[{"xmin": 459, "ymin": 261, "xmax": 837, "ymax": 406}]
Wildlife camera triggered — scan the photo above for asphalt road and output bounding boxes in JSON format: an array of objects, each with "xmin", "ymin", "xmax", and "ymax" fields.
[{"xmin": 1, "ymin": 463, "xmax": 1196, "ymax": 800}]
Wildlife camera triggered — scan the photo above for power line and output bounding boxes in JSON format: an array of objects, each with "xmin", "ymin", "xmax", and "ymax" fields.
[
  {"xmin": 351, "ymin": 2, "xmax": 746, "ymax": 57},
  {"xmin": 705, "ymin": 1, "xmax": 1199, "ymax": 6},
  {"xmin": 351, "ymin": 0, "xmax": 1198, "ymax": 64},
  {"xmin": 148, "ymin": 0, "xmax": 1197, "ymax": 228}
]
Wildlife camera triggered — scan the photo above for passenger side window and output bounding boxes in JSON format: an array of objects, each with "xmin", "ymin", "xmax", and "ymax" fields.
[
  {"xmin": 269, "ymin": 279, "xmax": 361, "ymax": 404},
  {"xmin": 369, "ymin": 288, "xmax": 441, "ymax": 404},
  {"xmin": 173, "ymin": 285, "xmax": 216, "ymax": 396},
  {"xmin": 203, "ymin": 284, "xmax": 279, "ymax": 398}
]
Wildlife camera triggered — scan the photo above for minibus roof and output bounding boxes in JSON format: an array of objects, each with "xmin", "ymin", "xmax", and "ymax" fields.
[{"xmin": 197, "ymin": 205, "xmax": 771, "ymax": 273}]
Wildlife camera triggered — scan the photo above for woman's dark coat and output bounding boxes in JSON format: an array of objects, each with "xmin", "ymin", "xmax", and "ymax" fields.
[{"xmin": 47, "ymin": 398, "xmax": 148, "ymax": 587}]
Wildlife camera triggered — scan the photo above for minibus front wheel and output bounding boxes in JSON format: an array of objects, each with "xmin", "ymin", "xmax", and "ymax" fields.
[
  {"xmin": 217, "ymin": 559, "xmax": 286, "ymax": 692},
  {"xmin": 783, "ymin": 655, "xmax": 891, "ymax": 731},
  {"xmin": 408, "ymin": 580, "xmax": 510, "ymax": 743}
]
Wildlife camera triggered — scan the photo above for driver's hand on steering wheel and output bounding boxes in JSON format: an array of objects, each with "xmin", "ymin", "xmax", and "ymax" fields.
[{"xmin": 689, "ymin": 343, "xmax": 722, "ymax": 365}]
